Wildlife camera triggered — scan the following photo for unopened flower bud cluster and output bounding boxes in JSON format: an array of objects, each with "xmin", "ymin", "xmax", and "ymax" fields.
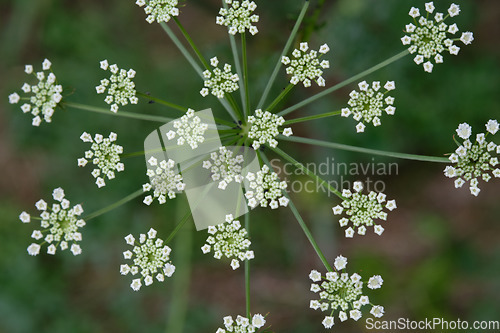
[
  {"xmin": 166, "ymin": 109, "xmax": 209, "ymax": 149},
  {"xmin": 341, "ymin": 80, "xmax": 396, "ymax": 133},
  {"xmin": 309, "ymin": 255, "xmax": 384, "ymax": 329},
  {"xmin": 121, "ymin": 228, "xmax": 176, "ymax": 291},
  {"xmin": 143, "ymin": 157, "xmax": 186, "ymax": 205},
  {"xmin": 201, "ymin": 214, "xmax": 254, "ymax": 270},
  {"xmin": 203, "ymin": 146, "xmax": 245, "ymax": 190},
  {"xmin": 20, "ymin": 188, "xmax": 84, "ymax": 256},
  {"xmin": 96, "ymin": 60, "xmax": 138, "ymax": 113},
  {"xmin": 247, "ymin": 109, "xmax": 292, "ymax": 149},
  {"xmin": 78, "ymin": 132, "xmax": 124, "ymax": 188},
  {"xmin": 332, "ymin": 181, "xmax": 396, "ymax": 238},
  {"xmin": 444, "ymin": 120, "xmax": 499, "ymax": 196},
  {"xmin": 281, "ymin": 42, "xmax": 330, "ymax": 87},
  {"xmin": 245, "ymin": 165, "xmax": 289, "ymax": 209},
  {"xmin": 135, "ymin": 0, "xmax": 179, "ymax": 24},
  {"xmin": 200, "ymin": 57, "xmax": 240, "ymax": 98},
  {"xmin": 401, "ymin": 2, "xmax": 474, "ymax": 73},
  {"xmin": 8, "ymin": 59, "xmax": 63, "ymax": 126},
  {"xmin": 216, "ymin": 313, "xmax": 266, "ymax": 333},
  {"xmin": 216, "ymin": 0, "xmax": 259, "ymax": 35}
]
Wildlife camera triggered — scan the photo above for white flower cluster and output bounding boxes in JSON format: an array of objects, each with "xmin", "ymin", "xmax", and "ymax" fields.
[
  {"xmin": 401, "ymin": 2, "xmax": 474, "ymax": 73},
  {"xmin": 341, "ymin": 80, "xmax": 396, "ymax": 133},
  {"xmin": 245, "ymin": 165, "xmax": 289, "ymax": 209},
  {"xmin": 78, "ymin": 132, "xmax": 124, "ymax": 188},
  {"xmin": 216, "ymin": 0, "xmax": 259, "ymax": 35},
  {"xmin": 216, "ymin": 313, "xmax": 266, "ymax": 333},
  {"xmin": 444, "ymin": 120, "xmax": 499, "ymax": 196},
  {"xmin": 202, "ymin": 147, "xmax": 244, "ymax": 190},
  {"xmin": 96, "ymin": 60, "xmax": 138, "ymax": 113},
  {"xmin": 247, "ymin": 109, "xmax": 293, "ymax": 149},
  {"xmin": 8, "ymin": 59, "xmax": 63, "ymax": 126},
  {"xmin": 135, "ymin": 0, "xmax": 179, "ymax": 24},
  {"xmin": 200, "ymin": 57, "xmax": 240, "ymax": 98},
  {"xmin": 166, "ymin": 109, "xmax": 209, "ymax": 149},
  {"xmin": 20, "ymin": 187, "xmax": 84, "ymax": 256},
  {"xmin": 309, "ymin": 255, "xmax": 384, "ymax": 329},
  {"xmin": 143, "ymin": 157, "xmax": 185, "ymax": 205},
  {"xmin": 201, "ymin": 214, "xmax": 254, "ymax": 270},
  {"xmin": 281, "ymin": 42, "xmax": 330, "ymax": 87},
  {"xmin": 121, "ymin": 228, "xmax": 175, "ymax": 291},
  {"xmin": 332, "ymin": 181, "xmax": 396, "ymax": 238}
]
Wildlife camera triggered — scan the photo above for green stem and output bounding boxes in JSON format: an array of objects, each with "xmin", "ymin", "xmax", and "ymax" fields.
[
  {"xmin": 159, "ymin": 22, "xmax": 203, "ymax": 77},
  {"xmin": 281, "ymin": 136, "xmax": 450, "ymax": 163},
  {"xmin": 174, "ymin": 17, "xmax": 210, "ymax": 70},
  {"xmin": 269, "ymin": 146, "xmax": 343, "ymax": 200},
  {"xmin": 83, "ymin": 189, "xmax": 143, "ymax": 221},
  {"xmin": 241, "ymin": 32, "xmax": 250, "ymax": 116},
  {"xmin": 284, "ymin": 110, "xmax": 341, "ymax": 125},
  {"xmin": 244, "ymin": 212, "xmax": 250, "ymax": 318},
  {"xmin": 257, "ymin": 0, "xmax": 310, "ymax": 109},
  {"xmin": 136, "ymin": 92, "xmax": 187, "ymax": 112},
  {"xmin": 165, "ymin": 208, "xmax": 193, "ymax": 244},
  {"xmin": 64, "ymin": 102, "xmax": 174, "ymax": 123},
  {"xmin": 259, "ymin": 152, "xmax": 333, "ymax": 272},
  {"xmin": 226, "ymin": 93, "xmax": 244, "ymax": 122},
  {"xmin": 225, "ymin": 13, "xmax": 246, "ymax": 116},
  {"xmin": 278, "ymin": 50, "xmax": 410, "ymax": 117},
  {"xmin": 266, "ymin": 83, "xmax": 294, "ymax": 112}
]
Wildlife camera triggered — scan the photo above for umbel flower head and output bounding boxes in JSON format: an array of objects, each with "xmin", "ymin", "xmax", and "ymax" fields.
[
  {"xmin": 247, "ymin": 109, "xmax": 293, "ymax": 149},
  {"xmin": 135, "ymin": 0, "xmax": 179, "ymax": 24},
  {"xmin": 309, "ymin": 255, "xmax": 384, "ymax": 329},
  {"xmin": 444, "ymin": 120, "xmax": 499, "ymax": 196},
  {"xmin": 281, "ymin": 42, "xmax": 330, "ymax": 87},
  {"xmin": 215, "ymin": 313, "xmax": 266, "ymax": 333},
  {"xmin": 216, "ymin": 0, "xmax": 259, "ymax": 35},
  {"xmin": 96, "ymin": 60, "xmax": 138, "ymax": 113},
  {"xmin": 200, "ymin": 57, "xmax": 240, "ymax": 98},
  {"xmin": 202, "ymin": 146, "xmax": 245, "ymax": 190},
  {"xmin": 332, "ymin": 181, "xmax": 396, "ymax": 238},
  {"xmin": 401, "ymin": 2, "xmax": 474, "ymax": 73},
  {"xmin": 78, "ymin": 132, "xmax": 124, "ymax": 188},
  {"xmin": 20, "ymin": 187, "xmax": 85, "ymax": 256},
  {"xmin": 245, "ymin": 165, "xmax": 289, "ymax": 209},
  {"xmin": 166, "ymin": 109, "xmax": 209, "ymax": 149},
  {"xmin": 341, "ymin": 80, "xmax": 396, "ymax": 133},
  {"xmin": 143, "ymin": 157, "xmax": 186, "ymax": 205},
  {"xmin": 121, "ymin": 228, "xmax": 175, "ymax": 291},
  {"xmin": 8, "ymin": 58, "xmax": 63, "ymax": 126},
  {"xmin": 201, "ymin": 214, "xmax": 254, "ymax": 270}
]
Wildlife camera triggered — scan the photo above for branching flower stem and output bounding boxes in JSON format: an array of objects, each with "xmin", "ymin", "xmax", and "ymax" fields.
[
  {"xmin": 284, "ymin": 110, "xmax": 341, "ymax": 125},
  {"xmin": 83, "ymin": 189, "xmax": 143, "ymax": 221},
  {"xmin": 280, "ymin": 135, "xmax": 450, "ymax": 163},
  {"xmin": 259, "ymin": 152, "xmax": 333, "ymax": 272},
  {"xmin": 257, "ymin": 0, "xmax": 310, "ymax": 109},
  {"xmin": 278, "ymin": 50, "xmax": 410, "ymax": 117},
  {"xmin": 241, "ymin": 32, "xmax": 251, "ymax": 116},
  {"xmin": 266, "ymin": 83, "xmax": 294, "ymax": 112}
]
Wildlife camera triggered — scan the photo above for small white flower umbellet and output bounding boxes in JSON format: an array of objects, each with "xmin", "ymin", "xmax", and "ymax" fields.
[
  {"xmin": 309, "ymin": 255, "xmax": 384, "ymax": 329},
  {"xmin": 200, "ymin": 56, "xmax": 240, "ymax": 98},
  {"xmin": 96, "ymin": 60, "xmax": 138, "ymax": 113},
  {"xmin": 401, "ymin": 2, "xmax": 474, "ymax": 73},
  {"xmin": 78, "ymin": 132, "xmax": 125, "ymax": 188},
  {"xmin": 341, "ymin": 80, "xmax": 396, "ymax": 133},
  {"xmin": 216, "ymin": 0, "xmax": 259, "ymax": 35},
  {"xmin": 143, "ymin": 157, "xmax": 186, "ymax": 205},
  {"xmin": 444, "ymin": 120, "xmax": 499, "ymax": 196},
  {"xmin": 281, "ymin": 42, "xmax": 330, "ymax": 87},
  {"xmin": 245, "ymin": 165, "xmax": 289, "ymax": 209},
  {"xmin": 135, "ymin": 0, "xmax": 179, "ymax": 24},
  {"xmin": 8, "ymin": 58, "xmax": 63, "ymax": 126},
  {"xmin": 201, "ymin": 214, "xmax": 254, "ymax": 270},
  {"xmin": 247, "ymin": 109, "xmax": 293, "ymax": 149},
  {"xmin": 21, "ymin": 187, "xmax": 85, "ymax": 256},
  {"xmin": 332, "ymin": 181, "xmax": 396, "ymax": 237},
  {"xmin": 202, "ymin": 146, "xmax": 244, "ymax": 190},
  {"xmin": 215, "ymin": 313, "xmax": 266, "ymax": 333},
  {"xmin": 166, "ymin": 109, "xmax": 209, "ymax": 149},
  {"xmin": 121, "ymin": 228, "xmax": 175, "ymax": 291}
]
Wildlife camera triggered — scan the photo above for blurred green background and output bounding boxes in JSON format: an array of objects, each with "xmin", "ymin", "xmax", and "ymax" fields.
[{"xmin": 1, "ymin": 0, "xmax": 499, "ymax": 332}]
